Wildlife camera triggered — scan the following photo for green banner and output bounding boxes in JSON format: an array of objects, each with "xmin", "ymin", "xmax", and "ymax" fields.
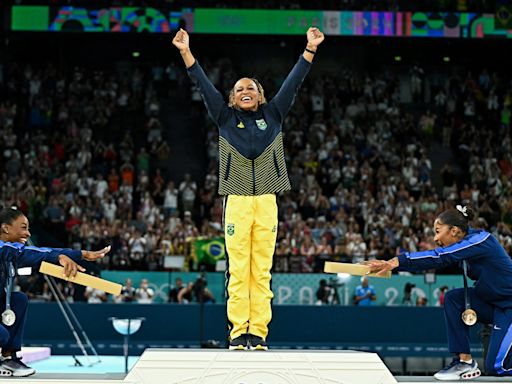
[
  {"xmin": 194, "ymin": 9, "xmax": 322, "ymax": 34},
  {"xmin": 9, "ymin": 6, "xmax": 512, "ymax": 38},
  {"xmin": 11, "ymin": 6, "xmax": 49, "ymax": 31}
]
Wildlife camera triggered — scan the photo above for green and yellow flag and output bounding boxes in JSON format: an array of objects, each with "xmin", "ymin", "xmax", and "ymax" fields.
[
  {"xmin": 193, "ymin": 237, "xmax": 226, "ymax": 265},
  {"xmin": 496, "ymin": 1, "xmax": 512, "ymax": 30}
]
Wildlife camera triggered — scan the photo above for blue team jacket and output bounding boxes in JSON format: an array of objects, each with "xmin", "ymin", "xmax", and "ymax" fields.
[
  {"xmin": 397, "ymin": 229, "xmax": 512, "ymax": 308},
  {"xmin": 0, "ymin": 240, "xmax": 82, "ymax": 289}
]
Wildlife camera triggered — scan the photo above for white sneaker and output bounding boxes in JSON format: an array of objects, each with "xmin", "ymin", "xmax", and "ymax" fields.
[
  {"xmin": 0, "ymin": 355, "xmax": 36, "ymax": 377},
  {"xmin": 434, "ymin": 358, "xmax": 481, "ymax": 381},
  {"xmin": 0, "ymin": 367, "xmax": 13, "ymax": 377}
]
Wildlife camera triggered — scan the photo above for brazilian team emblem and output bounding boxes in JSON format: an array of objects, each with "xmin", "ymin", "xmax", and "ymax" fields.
[
  {"xmin": 255, "ymin": 119, "xmax": 267, "ymax": 131},
  {"xmin": 227, "ymin": 223, "xmax": 235, "ymax": 236}
]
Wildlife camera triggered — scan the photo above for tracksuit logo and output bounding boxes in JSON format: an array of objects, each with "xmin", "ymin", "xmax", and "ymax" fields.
[
  {"xmin": 255, "ymin": 119, "xmax": 267, "ymax": 130},
  {"xmin": 227, "ymin": 223, "xmax": 235, "ymax": 236}
]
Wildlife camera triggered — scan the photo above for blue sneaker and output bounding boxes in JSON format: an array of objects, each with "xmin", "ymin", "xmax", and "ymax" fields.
[{"xmin": 434, "ymin": 358, "xmax": 481, "ymax": 381}]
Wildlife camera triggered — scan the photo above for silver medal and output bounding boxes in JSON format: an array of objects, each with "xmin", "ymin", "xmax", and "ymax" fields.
[
  {"xmin": 2, "ymin": 262, "xmax": 16, "ymax": 326},
  {"xmin": 1, "ymin": 309, "xmax": 16, "ymax": 326}
]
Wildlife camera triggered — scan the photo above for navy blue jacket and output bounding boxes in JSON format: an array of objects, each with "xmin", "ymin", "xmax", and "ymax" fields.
[
  {"xmin": 398, "ymin": 229, "xmax": 512, "ymax": 308},
  {"xmin": 187, "ymin": 56, "xmax": 311, "ymax": 195},
  {"xmin": 0, "ymin": 240, "xmax": 82, "ymax": 289}
]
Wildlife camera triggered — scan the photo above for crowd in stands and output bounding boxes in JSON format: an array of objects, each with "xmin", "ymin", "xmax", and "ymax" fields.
[{"xmin": 1, "ymin": 40, "xmax": 511, "ymax": 290}]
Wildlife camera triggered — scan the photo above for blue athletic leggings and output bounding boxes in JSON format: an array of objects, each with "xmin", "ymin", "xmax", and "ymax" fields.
[
  {"xmin": 444, "ymin": 288, "xmax": 512, "ymax": 375},
  {"xmin": 0, "ymin": 292, "xmax": 29, "ymax": 353}
]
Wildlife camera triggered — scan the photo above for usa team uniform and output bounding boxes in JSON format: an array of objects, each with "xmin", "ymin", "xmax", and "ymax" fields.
[
  {"xmin": 398, "ymin": 229, "xmax": 512, "ymax": 375},
  {"xmin": 0, "ymin": 241, "xmax": 82, "ymax": 358}
]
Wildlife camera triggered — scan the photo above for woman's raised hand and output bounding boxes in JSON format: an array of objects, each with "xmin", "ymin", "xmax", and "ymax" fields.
[
  {"xmin": 306, "ymin": 27, "xmax": 325, "ymax": 48},
  {"xmin": 172, "ymin": 28, "xmax": 190, "ymax": 51}
]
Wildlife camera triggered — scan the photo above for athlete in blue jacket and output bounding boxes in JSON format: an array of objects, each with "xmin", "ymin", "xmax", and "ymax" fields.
[
  {"xmin": 368, "ymin": 205, "xmax": 512, "ymax": 380},
  {"xmin": 0, "ymin": 207, "xmax": 109, "ymax": 377},
  {"xmin": 172, "ymin": 27, "xmax": 324, "ymax": 350}
]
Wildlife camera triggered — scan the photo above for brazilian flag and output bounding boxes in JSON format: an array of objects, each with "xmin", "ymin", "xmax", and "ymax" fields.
[
  {"xmin": 194, "ymin": 237, "xmax": 225, "ymax": 265},
  {"xmin": 496, "ymin": 1, "xmax": 512, "ymax": 30}
]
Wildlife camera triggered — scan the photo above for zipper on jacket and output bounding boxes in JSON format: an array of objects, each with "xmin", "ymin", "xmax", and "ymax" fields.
[
  {"xmin": 250, "ymin": 121, "xmax": 256, "ymax": 194},
  {"xmin": 224, "ymin": 153, "xmax": 232, "ymax": 180},
  {"xmin": 252, "ymin": 160, "xmax": 256, "ymax": 195},
  {"xmin": 273, "ymin": 150, "xmax": 281, "ymax": 177}
]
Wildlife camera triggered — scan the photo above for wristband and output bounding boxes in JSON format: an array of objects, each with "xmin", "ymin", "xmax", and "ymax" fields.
[{"xmin": 305, "ymin": 48, "xmax": 316, "ymax": 54}]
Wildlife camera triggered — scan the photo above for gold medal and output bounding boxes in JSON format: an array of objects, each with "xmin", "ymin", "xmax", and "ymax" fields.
[
  {"xmin": 462, "ymin": 308, "xmax": 477, "ymax": 326},
  {"xmin": 461, "ymin": 261, "xmax": 477, "ymax": 326}
]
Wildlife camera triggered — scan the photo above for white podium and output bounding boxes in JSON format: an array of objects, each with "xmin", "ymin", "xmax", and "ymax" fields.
[{"xmin": 124, "ymin": 348, "xmax": 397, "ymax": 384}]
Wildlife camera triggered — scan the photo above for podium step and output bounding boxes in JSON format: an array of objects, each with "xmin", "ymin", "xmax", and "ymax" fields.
[{"xmin": 124, "ymin": 348, "xmax": 397, "ymax": 384}]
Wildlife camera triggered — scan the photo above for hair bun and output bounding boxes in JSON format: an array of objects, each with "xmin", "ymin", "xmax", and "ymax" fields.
[
  {"xmin": 456, "ymin": 204, "xmax": 475, "ymax": 221},
  {"xmin": 456, "ymin": 205, "xmax": 468, "ymax": 217},
  {"xmin": 465, "ymin": 206, "xmax": 475, "ymax": 221}
]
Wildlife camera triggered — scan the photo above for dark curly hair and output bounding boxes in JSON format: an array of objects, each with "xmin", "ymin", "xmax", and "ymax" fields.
[
  {"xmin": 436, "ymin": 204, "xmax": 475, "ymax": 233},
  {"xmin": 0, "ymin": 206, "xmax": 24, "ymax": 226}
]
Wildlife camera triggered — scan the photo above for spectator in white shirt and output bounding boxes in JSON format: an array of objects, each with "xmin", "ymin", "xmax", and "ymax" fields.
[{"xmin": 135, "ymin": 279, "xmax": 154, "ymax": 304}]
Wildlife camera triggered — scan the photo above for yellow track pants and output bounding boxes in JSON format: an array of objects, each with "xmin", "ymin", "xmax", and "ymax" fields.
[{"xmin": 224, "ymin": 194, "xmax": 277, "ymax": 340}]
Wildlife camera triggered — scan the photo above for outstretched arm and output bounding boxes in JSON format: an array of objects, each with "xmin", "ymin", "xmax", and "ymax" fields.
[
  {"xmin": 1, "ymin": 241, "xmax": 110, "ymax": 278},
  {"xmin": 50, "ymin": 245, "xmax": 111, "ymax": 263},
  {"xmin": 271, "ymin": 27, "xmax": 325, "ymax": 120},
  {"xmin": 172, "ymin": 28, "xmax": 228, "ymax": 124},
  {"xmin": 366, "ymin": 231, "xmax": 490, "ymax": 273},
  {"xmin": 56, "ymin": 246, "xmax": 111, "ymax": 277}
]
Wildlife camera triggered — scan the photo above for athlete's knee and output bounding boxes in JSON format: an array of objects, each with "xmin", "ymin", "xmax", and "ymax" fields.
[
  {"xmin": 11, "ymin": 292, "xmax": 29, "ymax": 308},
  {"xmin": 444, "ymin": 288, "xmax": 463, "ymax": 308}
]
